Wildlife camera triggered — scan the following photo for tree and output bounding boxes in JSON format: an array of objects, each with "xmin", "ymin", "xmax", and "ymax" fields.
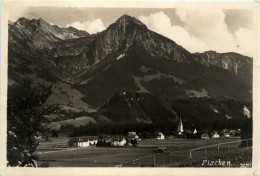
[
  {"xmin": 7, "ymin": 79, "xmax": 56, "ymax": 167},
  {"xmin": 240, "ymin": 119, "xmax": 253, "ymax": 147}
]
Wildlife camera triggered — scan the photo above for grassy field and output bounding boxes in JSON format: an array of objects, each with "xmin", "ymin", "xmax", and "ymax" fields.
[
  {"xmin": 46, "ymin": 116, "xmax": 96, "ymax": 130},
  {"xmin": 37, "ymin": 136, "xmax": 246, "ymax": 167}
]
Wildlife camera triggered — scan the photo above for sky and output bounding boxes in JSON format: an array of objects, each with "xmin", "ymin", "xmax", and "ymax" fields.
[{"xmin": 8, "ymin": 5, "xmax": 258, "ymax": 58}]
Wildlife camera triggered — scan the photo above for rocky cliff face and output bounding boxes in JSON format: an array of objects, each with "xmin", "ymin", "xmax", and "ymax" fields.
[
  {"xmin": 8, "ymin": 15, "xmax": 253, "ymax": 109},
  {"xmin": 8, "ymin": 17, "xmax": 92, "ymax": 81},
  {"xmin": 90, "ymin": 14, "xmax": 192, "ymax": 64},
  {"xmin": 193, "ymin": 51, "xmax": 253, "ymax": 85}
]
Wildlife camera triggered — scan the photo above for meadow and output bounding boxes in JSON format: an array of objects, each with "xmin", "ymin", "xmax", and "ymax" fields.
[{"xmin": 37, "ymin": 136, "xmax": 243, "ymax": 167}]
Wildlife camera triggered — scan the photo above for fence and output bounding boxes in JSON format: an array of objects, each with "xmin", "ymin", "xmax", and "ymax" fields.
[
  {"xmin": 119, "ymin": 138, "xmax": 252, "ymax": 167},
  {"xmin": 189, "ymin": 138, "xmax": 252, "ymax": 160},
  {"xmin": 122, "ymin": 152, "xmax": 174, "ymax": 167}
]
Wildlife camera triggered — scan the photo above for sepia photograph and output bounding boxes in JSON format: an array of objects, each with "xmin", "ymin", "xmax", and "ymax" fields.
[{"xmin": 0, "ymin": 0, "xmax": 259, "ymax": 175}]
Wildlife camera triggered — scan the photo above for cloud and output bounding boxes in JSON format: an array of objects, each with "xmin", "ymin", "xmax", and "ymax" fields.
[
  {"xmin": 138, "ymin": 12, "xmax": 207, "ymax": 53},
  {"xmin": 66, "ymin": 18, "xmax": 105, "ymax": 34},
  {"xmin": 234, "ymin": 27, "xmax": 258, "ymax": 58},
  {"xmin": 175, "ymin": 7, "xmax": 237, "ymax": 53},
  {"xmin": 138, "ymin": 10, "xmax": 257, "ymax": 58}
]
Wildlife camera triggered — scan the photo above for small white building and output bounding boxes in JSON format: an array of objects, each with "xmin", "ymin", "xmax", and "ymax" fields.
[
  {"xmin": 68, "ymin": 137, "xmax": 98, "ymax": 148},
  {"xmin": 212, "ymin": 133, "xmax": 220, "ymax": 139},
  {"xmin": 157, "ymin": 132, "xmax": 165, "ymax": 140},
  {"xmin": 78, "ymin": 138, "xmax": 90, "ymax": 147}
]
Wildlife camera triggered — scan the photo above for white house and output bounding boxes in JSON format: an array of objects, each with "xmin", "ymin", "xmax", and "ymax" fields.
[
  {"xmin": 157, "ymin": 132, "xmax": 165, "ymax": 140},
  {"xmin": 212, "ymin": 133, "xmax": 220, "ymax": 139},
  {"xmin": 78, "ymin": 138, "xmax": 90, "ymax": 147},
  {"xmin": 68, "ymin": 136, "xmax": 98, "ymax": 148}
]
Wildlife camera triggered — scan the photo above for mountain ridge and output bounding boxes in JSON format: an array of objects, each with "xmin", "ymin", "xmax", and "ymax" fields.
[{"xmin": 8, "ymin": 15, "xmax": 253, "ymax": 125}]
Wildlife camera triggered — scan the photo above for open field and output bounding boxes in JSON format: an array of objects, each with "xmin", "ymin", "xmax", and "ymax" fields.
[
  {"xmin": 46, "ymin": 116, "xmax": 96, "ymax": 130},
  {"xmin": 37, "ymin": 136, "xmax": 245, "ymax": 167}
]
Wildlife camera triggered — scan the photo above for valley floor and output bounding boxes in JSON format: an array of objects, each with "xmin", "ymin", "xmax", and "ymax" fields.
[{"xmin": 36, "ymin": 136, "xmax": 250, "ymax": 167}]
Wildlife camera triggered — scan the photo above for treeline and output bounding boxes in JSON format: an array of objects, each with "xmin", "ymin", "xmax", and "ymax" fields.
[
  {"xmin": 172, "ymin": 98, "xmax": 252, "ymax": 130},
  {"xmin": 69, "ymin": 122, "xmax": 179, "ymax": 137},
  {"xmin": 47, "ymin": 109, "xmax": 90, "ymax": 123},
  {"xmin": 68, "ymin": 119, "xmax": 252, "ymax": 137}
]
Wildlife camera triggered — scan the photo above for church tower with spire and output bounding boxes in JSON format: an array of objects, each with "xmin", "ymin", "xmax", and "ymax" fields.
[{"xmin": 177, "ymin": 114, "xmax": 184, "ymax": 134}]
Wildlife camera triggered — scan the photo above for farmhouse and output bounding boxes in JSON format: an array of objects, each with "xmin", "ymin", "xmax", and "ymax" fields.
[
  {"xmin": 157, "ymin": 132, "xmax": 165, "ymax": 140},
  {"xmin": 67, "ymin": 136, "xmax": 98, "ymax": 147},
  {"xmin": 212, "ymin": 133, "xmax": 220, "ymax": 139}
]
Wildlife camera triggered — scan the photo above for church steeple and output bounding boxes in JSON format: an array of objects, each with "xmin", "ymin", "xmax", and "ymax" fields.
[{"xmin": 177, "ymin": 113, "xmax": 184, "ymax": 133}]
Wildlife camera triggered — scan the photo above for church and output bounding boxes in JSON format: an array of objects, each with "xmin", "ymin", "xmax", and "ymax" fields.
[{"xmin": 177, "ymin": 115, "xmax": 184, "ymax": 134}]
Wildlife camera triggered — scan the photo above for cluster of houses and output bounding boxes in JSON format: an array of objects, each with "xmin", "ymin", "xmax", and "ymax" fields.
[
  {"xmin": 67, "ymin": 132, "xmax": 140, "ymax": 148},
  {"xmin": 176, "ymin": 117, "xmax": 241, "ymax": 139},
  {"xmin": 173, "ymin": 115, "xmax": 241, "ymax": 139},
  {"xmin": 67, "ymin": 117, "xmax": 242, "ymax": 148}
]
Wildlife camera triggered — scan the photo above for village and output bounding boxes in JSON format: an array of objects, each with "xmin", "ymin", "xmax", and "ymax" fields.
[
  {"xmin": 36, "ymin": 115, "xmax": 246, "ymax": 167},
  {"xmin": 63, "ymin": 117, "xmax": 241, "ymax": 149}
]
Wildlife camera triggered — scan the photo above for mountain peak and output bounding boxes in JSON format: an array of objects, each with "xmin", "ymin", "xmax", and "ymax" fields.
[
  {"xmin": 114, "ymin": 14, "xmax": 147, "ymax": 30},
  {"xmin": 29, "ymin": 18, "xmax": 49, "ymax": 27},
  {"xmin": 118, "ymin": 14, "xmax": 133, "ymax": 20},
  {"xmin": 37, "ymin": 18, "xmax": 48, "ymax": 24},
  {"xmin": 15, "ymin": 17, "xmax": 30, "ymax": 26}
]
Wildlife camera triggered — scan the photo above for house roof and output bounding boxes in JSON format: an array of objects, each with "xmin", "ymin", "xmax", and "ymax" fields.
[{"xmin": 68, "ymin": 136, "xmax": 98, "ymax": 143}]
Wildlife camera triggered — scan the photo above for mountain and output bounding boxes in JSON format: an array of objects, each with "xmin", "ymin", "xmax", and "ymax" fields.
[
  {"xmin": 8, "ymin": 15, "xmax": 253, "ymax": 126},
  {"xmin": 193, "ymin": 51, "xmax": 253, "ymax": 85},
  {"xmin": 100, "ymin": 92, "xmax": 252, "ymax": 129},
  {"xmin": 100, "ymin": 92, "xmax": 176, "ymax": 124}
]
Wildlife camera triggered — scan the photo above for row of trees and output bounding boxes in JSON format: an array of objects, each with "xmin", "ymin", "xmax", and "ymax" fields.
[{"xmin": 69, "ymin": 122, "xmax": 179, "ymax": 137}]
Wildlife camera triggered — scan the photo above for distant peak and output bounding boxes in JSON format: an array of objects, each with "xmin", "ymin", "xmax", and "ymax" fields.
[
  {"xmin": 15, "ymin": 17, "xmax": 49, "ymax": 27},
  {"xmin": 119, "ymin": 14, "xmax": 133, "ymax": 20},
  {"xmin": 37, "ymin": 18, "xmax": 47, "ymax": 23},
  {"xmin": 203, "ymin": 50, "xmax": 217, "ymax": 54},
  {"xmin": 15, "ymin": 17, "xmax": 30, "ymax": 25},
  {"xmin": 113, "ymin": 14, "xmax": 147, "ymax": 30},
  {"xmin": 8, "ymin": 20, "xmax": 14, "ymax": 25},
  {"xmin": 31, "ymin": 18, "xmax": 49, "ymax": 26}
]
